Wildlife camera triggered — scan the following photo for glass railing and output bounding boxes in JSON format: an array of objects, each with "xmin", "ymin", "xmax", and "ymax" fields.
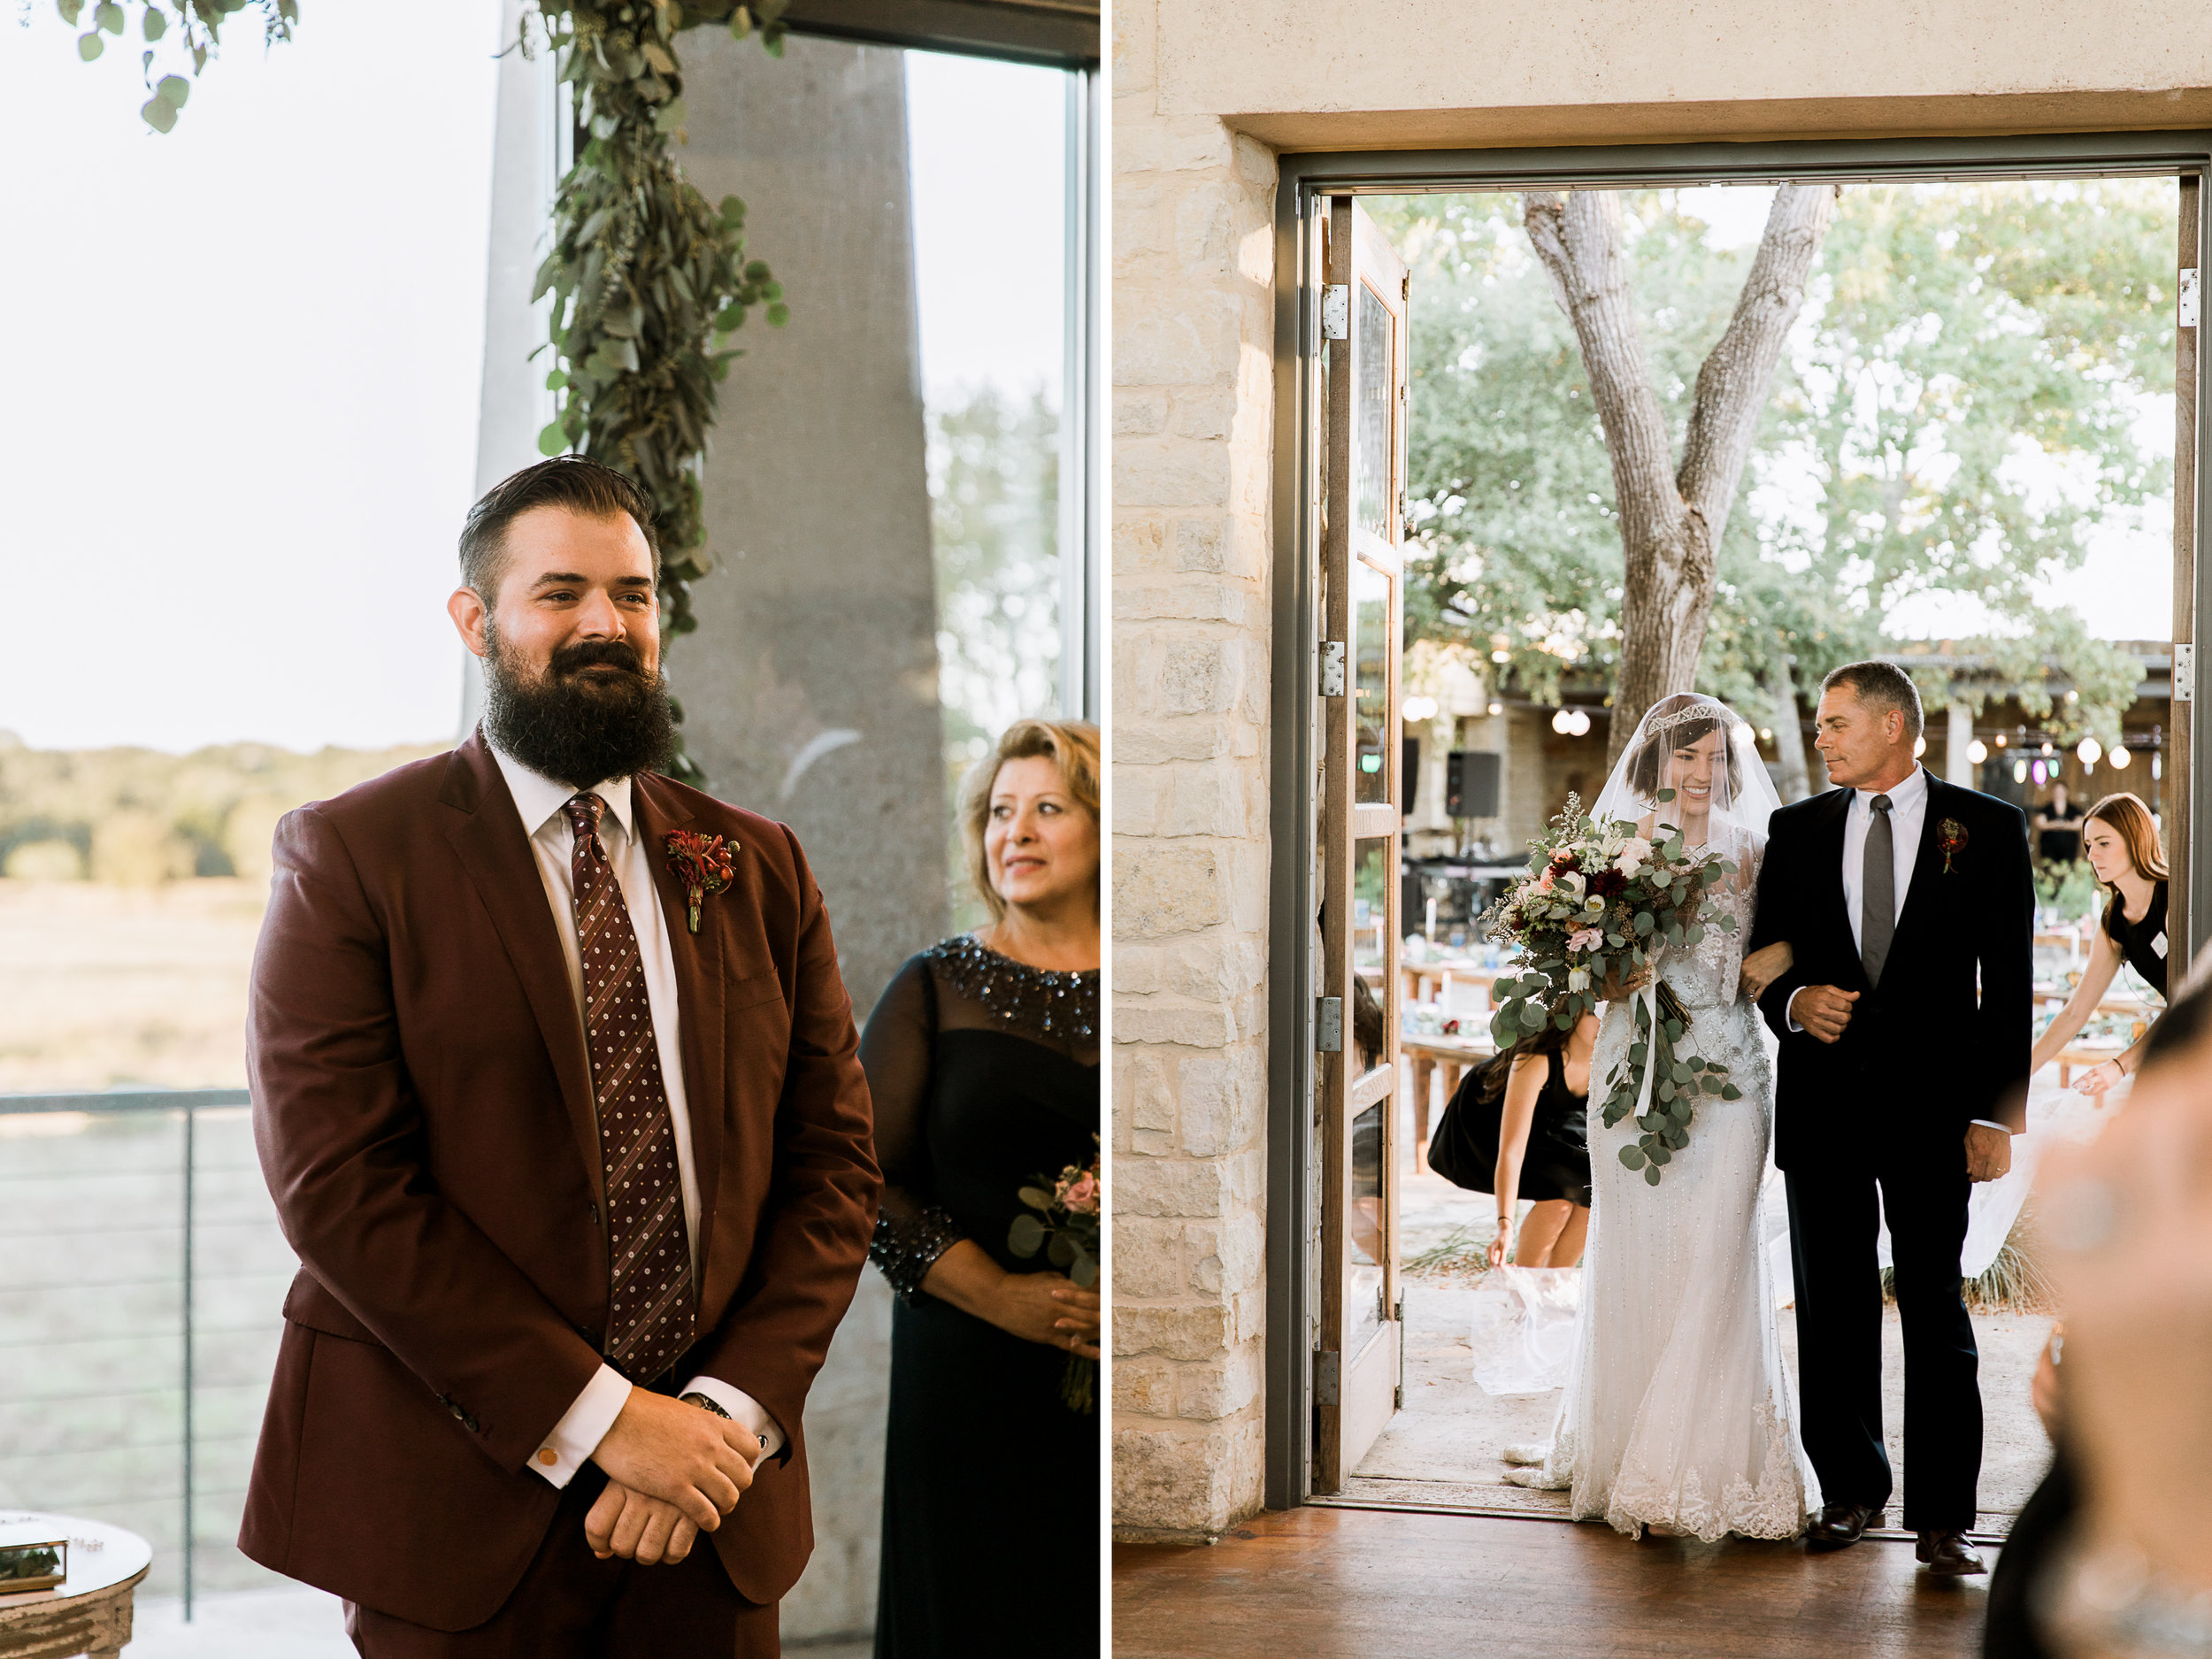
[{"xmin": 0, "ymin": 1087, "xmax": 295, "ymax": 1619}]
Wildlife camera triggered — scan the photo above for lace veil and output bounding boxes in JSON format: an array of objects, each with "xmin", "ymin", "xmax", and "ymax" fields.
[{"xmin": 1590, "ymin": 693, "xmax": 1779, "ymax": 1008}]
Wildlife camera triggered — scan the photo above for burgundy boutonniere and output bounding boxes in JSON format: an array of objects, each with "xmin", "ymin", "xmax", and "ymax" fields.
[
  {"xmin": 664, "ymin": 831, "xmax": 735, "ymax": 933},
  {"xmin": 1937, "ymin": 818, "xmax": 1969, "ymax": 874}
]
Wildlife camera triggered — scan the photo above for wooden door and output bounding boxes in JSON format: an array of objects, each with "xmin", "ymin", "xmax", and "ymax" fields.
[{"xmin": 1315, "ymin": 197, "xmax": 1409, "ymax": 1493}]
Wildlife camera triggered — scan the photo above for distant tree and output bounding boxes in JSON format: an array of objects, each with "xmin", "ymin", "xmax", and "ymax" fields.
[
  {"xmin": 924, "ymin": 384, "xmax": 1061, "ymax": 921},
  {"xmin": 1384, "ymin": 181, "xmax": 2172, "ymax": 770},
  {"xmin": 1522, "ymin": 186, "xmax": 1833, "ymax": 763}
]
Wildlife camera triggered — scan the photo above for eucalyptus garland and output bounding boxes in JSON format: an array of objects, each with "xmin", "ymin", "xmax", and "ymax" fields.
[
  {"xmin": 52, "ymin": 0, "xmax": 296, "ymax": 131},
  {"xmin": 521, "ymin": 2, "xmax": 795, "ymax": 781},
  {"xmin": 65, "ymin": 0, "xmax": 796, "ymax": 784}
]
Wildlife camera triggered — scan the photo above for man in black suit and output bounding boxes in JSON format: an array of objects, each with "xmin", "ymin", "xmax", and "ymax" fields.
[{"xmin": 1747, "ymin": 660, "xmax": 2032, "ymax": 1577}]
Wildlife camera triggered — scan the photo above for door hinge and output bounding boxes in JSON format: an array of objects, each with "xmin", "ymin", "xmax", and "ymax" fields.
[
  {"xmin": 1316, "ymin": 1348, "xmax": 1341, "ymax": 1406},
  {"xmin": 1395, "ymin": 1383, "xmax": 1404, "ymax": 1409},
  {"xmin": 1320, "ymin": 640, "xmax": 1347, "ymax": 696},
  {"xmin": 1322, "ymin": 285, "xmax": 1349, "ymax": 341},
  {"xmin": 1394, "ymin": 1294, "xmax": 1405, "ymax": 1324},
  {"xmin": 1317, "ymin": 995, "xmax": 1344, "ymax": 1053},
  {"xmin": 1401, "ymin": 272, "xmax": 1410, "ymax": 302},
  {"xmin": 2177, "ymin": 642, "xmax": 2195, "ymax": 703},
  {"xmin": 2182, "ymin": 267, "xmax": 2200, "ymax": 329}
]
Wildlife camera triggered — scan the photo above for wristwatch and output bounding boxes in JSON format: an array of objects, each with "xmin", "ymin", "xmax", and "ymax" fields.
[{"xmin": 682, "ymin": 1390, "xmax": 771, "ymax": 1454}]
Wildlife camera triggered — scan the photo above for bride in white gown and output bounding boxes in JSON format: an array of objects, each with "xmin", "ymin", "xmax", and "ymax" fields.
[{"xmin": 1505, "ymin": 694, "xmax": 1819, "ymax": 1541}]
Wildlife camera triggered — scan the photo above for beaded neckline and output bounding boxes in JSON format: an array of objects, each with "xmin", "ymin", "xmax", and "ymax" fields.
[{"xmin": 925, "ymin": 933, "xmax": 1098, "ymax": 1046}]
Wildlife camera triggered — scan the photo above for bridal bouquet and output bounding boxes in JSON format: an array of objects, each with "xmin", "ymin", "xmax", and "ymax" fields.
[
  {"xmin": 1010, "ymin": 1146, "xmax": 1101, "ymax": 1412},
  {"xmin": 1482, "ymin": 794, "xmax": 1745, "ymax": 1186}
]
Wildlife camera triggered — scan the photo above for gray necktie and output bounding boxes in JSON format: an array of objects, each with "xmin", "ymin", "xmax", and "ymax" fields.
[{"xmin": 1861, "ymin": 794, "xmax": 1895, "ymax": 988}]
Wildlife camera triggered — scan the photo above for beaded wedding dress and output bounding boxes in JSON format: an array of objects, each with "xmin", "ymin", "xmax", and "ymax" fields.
[{"xmin": 1507, "ymin": 696, "xmax": 1818, "ymax": 1541}]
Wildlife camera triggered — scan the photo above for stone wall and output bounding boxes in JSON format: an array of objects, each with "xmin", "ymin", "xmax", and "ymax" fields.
[{"xmin": 1108, "ymin": 0, "xmax": 1280, "ymax": 1540}]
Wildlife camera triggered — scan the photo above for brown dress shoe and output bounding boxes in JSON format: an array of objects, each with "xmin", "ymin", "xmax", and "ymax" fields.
[
  {"xmin": 1806, "ymin": 1502, "xmax": 1883, "ymax": 1550},
  {"xmin": 1917, "ymin": 1531, "xmax": 1987, "ymax": 1575}
]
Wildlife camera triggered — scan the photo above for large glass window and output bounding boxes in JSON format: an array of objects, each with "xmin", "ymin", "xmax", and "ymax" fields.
[{"xmin": 906, "ymin": 52, "xmax": 1079, "ymax": 923}]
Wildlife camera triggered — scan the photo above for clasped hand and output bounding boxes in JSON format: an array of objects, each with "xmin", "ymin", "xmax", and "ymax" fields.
[{"xmin": 586, "ymin": 1387, "xmax": 763, "ymax": 1566}]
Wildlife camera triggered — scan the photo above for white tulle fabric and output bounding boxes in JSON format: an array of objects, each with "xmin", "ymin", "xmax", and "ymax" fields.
[{"xmin": 1517, "ymin": 699, "xmax": 1818, "ymax": 1541}]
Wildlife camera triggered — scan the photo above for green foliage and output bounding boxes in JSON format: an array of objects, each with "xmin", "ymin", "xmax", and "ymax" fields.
[
  {"xmin": 2035, "ymin": 856, "xmax": 2105, "ymax": 921},
  {"xmin": 525, "ymin": 1, "xmax": 793, "ymax": 781},
  {"xmin": 1376, "ymin": 184, "xmax": 2176, "ymax": 737},
  {"xmin": 926, "ymin": 386, "xmax": 1062, "ymax": 927},
  {"xmin": 52, "ymin": 0, "xmax": 296, "ymax": 129},
  {"xmin": 66, "ymin": 1, "xmax": 800, "ymax": 786}
]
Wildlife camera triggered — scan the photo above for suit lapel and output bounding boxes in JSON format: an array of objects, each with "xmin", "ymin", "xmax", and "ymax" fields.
[
  {"xmin": 632, "ymin": 776, "xmax": 727, "ymax": 1274},
  {"xmin": 1886, "ymin": 772, "xmax": 1951, "ymax": 969},
  {"xmin": 1806, "ymin": 787, "xmax": 1863, "ymax": 986},
  {"xmin": 438, "ymin": 733, "xmax": 604, "ymax": 1197}
]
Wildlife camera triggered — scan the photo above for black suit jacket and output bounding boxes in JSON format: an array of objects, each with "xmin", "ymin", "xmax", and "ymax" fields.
[{"xmin": 1748, "ymin": 770, "xmax": 2032, "ymax": 1171}]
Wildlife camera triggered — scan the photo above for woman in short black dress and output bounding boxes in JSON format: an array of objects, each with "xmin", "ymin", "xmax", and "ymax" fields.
[
  {"xmin": 1432, "ymin": 1011, "xmax": 1597, "ymax": 1269},
  {"xmin": 2030, "ymin": 790, "xmax": 2170, "ymax": 1096},
  {"xmin": 862, "ymin": 719, "xmax": 1100, "ymax": 1658}
]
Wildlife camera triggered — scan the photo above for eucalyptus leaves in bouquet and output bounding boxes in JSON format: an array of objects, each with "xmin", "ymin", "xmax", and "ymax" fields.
[{"xmin": 1483, "ymin": 792, "xmax": 1745, "ymax": 1185}]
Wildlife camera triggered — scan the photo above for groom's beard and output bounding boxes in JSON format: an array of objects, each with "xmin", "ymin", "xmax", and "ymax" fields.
[{"xmin": 480, "ymin": 626, "xmax": 674, "ymax": 788}]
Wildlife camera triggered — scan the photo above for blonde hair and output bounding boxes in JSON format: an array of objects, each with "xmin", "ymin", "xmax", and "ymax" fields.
[{"xmin": 960, "ymin": 718, "xmax": 1100, "ymax": 920}]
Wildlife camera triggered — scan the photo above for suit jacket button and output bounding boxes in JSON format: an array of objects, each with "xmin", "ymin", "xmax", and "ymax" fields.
[{"xmin": 449, "ymin": 1403, "xmax": 467, "ymax": 1423}]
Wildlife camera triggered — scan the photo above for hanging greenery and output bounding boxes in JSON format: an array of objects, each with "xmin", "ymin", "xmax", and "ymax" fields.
[
  {"xmin": 58, "ymin": 0, "xmax": 795, "ymax": 782},
  {"xmin": 523, "ymin": 2, "xmax": 792, "ymax": 785},
  {"xmin": 50, "ymin": 0, "xmax": 297, "ymax": 132}
]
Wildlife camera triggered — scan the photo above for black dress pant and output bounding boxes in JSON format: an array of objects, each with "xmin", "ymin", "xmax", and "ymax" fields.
[{"xmin": 1786, "ymin": 1152, "xmax": 1982, "ymax": 1532}]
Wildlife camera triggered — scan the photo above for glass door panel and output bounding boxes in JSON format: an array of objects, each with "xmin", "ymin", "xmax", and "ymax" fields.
[{"xmin": 1315, "ymin": 196, "xmax": 1409, "ymax": 1493}]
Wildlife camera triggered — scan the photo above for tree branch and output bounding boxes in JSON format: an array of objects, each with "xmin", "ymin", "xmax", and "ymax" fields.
[
  {"xmin": 1677, "ymin": 183, "xmax": 1836, "ymax": 523},
  {"xmin": 1522, "ymin": 191, "xmax": 1682, "ymax": 559}
]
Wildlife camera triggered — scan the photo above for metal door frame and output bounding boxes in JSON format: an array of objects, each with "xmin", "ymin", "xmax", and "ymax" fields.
[{"xmin": 1264, "ymin": 129, "xmax": 2212, "ymax": 1510}]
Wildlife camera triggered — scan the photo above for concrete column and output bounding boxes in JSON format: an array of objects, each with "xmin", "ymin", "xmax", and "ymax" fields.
[
  {"xmin": 1947, "ymin": 702, "xmax": 1976, "ymax": 787},
  {"xmin": 461, "ymin": 0, "xmax": 563, "ymax": 735},
  {"xmin": 673, "ymin": 32, "xmax": 947, "ymax": 1644}
]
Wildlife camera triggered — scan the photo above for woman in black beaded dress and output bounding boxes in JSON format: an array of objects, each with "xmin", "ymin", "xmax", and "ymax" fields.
[
  {"xmin": 862, "ymin": 718, "xmax": 1100, "ymax": 1657},
  {"xmin": 2030, "ymin": 790, "xmax": 2170, "ymax": 1097}
]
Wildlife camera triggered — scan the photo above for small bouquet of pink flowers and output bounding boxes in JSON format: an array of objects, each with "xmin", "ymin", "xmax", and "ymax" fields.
[
  {"xmin": 1010, "ymin": 1144, "xmax": 1101, "ymax": 1412},
  {"xmin": 1482, "ymin": 794, "xmax": 1744, "ymax": 1186}
]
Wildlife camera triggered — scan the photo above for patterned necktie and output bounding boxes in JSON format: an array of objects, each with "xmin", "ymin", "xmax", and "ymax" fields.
[
  {"xmin": 1861, "ymin": 793, "xmax": 1895, "ymax": 989},
  {"xmin": 564, "ymin": 792, "xmax": 693, "ymax": 1381}
]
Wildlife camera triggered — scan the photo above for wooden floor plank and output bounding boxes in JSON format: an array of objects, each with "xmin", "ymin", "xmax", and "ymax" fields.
[{"xmin": 1113, "ymin": 1508, "xmax": 1994, "ymax": 1658}]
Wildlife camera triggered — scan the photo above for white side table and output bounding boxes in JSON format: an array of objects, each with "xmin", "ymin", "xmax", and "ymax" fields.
[{"xmin": 0, "ymin": 1515, "xmax": 154, "ymax": 1659}]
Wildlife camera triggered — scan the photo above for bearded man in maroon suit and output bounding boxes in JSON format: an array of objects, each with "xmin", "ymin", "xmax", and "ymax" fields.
[{"xmin": 239, "ymin": 457, "xmax": 879, "ymax": 1656}]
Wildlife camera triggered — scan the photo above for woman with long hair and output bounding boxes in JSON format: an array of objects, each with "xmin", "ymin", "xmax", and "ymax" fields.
[
  {"xmin": 2029, "ymin": 790, "xmax": 2170, "ymax": 1097},
  {"xmin": 860, "ymin": 718, "xmax": 1101, "ymax": 1656},
  {"xmin": 1432, "ymin": 1015, "xmax": 1596, "ymax": 1268},
  {"xmin": 1502, "ymin": 693, "xmax": 1816, "ymax": 1543}
]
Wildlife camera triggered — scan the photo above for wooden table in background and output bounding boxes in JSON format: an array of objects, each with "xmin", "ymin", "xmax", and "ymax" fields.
[
  {"xmin": 1399, "ymin": 1032, "xmax": 1493, "ymax": 1170},
  {"xmin": 1398, "ymin": 959, "xmax": 1502, "ymax": 1007},
  {"xmin": 0, "ymin": 1514, "xmax": 151, "ymax": 1659}
]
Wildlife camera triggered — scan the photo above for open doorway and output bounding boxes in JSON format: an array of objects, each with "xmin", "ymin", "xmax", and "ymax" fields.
[{"xmin": 1280, "ymin": 155, "xmax": 2193, "ymax": 1537}]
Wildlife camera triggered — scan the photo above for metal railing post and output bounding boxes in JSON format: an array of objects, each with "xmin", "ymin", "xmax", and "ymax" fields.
[{"xmin": 182, "ymin": 1102, "xmax": 196, "ymax": 1623}]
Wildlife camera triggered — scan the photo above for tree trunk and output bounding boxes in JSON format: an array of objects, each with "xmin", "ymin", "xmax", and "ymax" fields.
[
  {"xmin": 1524, "ymin": 186, "xmax": 1836, "ymax": 764},
  {"xmin": 1767, "ymin": 660, "xmax": 1813, "ymax": 803}
]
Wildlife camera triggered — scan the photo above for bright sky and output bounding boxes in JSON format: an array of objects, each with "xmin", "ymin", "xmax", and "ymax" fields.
[
  {"xmin": 1677, "ymin": 182, "xmax": 2174, "ymax": 642},
  {"xmin": 0, "ymin": 12, "xmax": 1064, "ymax": 754}
]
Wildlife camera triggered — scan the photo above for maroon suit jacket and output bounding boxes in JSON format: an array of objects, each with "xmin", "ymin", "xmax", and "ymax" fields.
[{"xmin": 237, "ymin": 733, "xmax": 879, "ymax": 1630}]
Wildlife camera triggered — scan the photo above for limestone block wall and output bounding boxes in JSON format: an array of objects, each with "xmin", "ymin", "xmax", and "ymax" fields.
[{"xmin": 1110, "ymin": 0, "xmax": 1281, "ymax": 1540}]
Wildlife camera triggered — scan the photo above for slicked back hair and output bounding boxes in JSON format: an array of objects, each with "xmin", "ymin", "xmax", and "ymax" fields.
[
  {"xmin": 459, "ymin": 457, "xmax": 659, "ymax": 604},
  {"xmin": 1821, "ymin": 659, "xmax": 1924, "ymax": 743}
]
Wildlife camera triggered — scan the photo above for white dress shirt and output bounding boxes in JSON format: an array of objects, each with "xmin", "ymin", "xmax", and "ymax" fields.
[
  {"xmin": 492, "ymin": 746, "xmax": 785, "ymax": 1486},
  {"xmin": 1786, "ymin": 765, "xmax": 2011, "ymax": 1134}
]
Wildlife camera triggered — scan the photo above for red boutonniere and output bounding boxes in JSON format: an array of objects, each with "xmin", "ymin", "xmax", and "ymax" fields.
[
  {"xmin": 1938, "ymin": 818, "xmax": 1969, "ymax": 874},
  {"xmin": 664, "ymin": 831, "xmax": 735, "ymax": 933}
]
